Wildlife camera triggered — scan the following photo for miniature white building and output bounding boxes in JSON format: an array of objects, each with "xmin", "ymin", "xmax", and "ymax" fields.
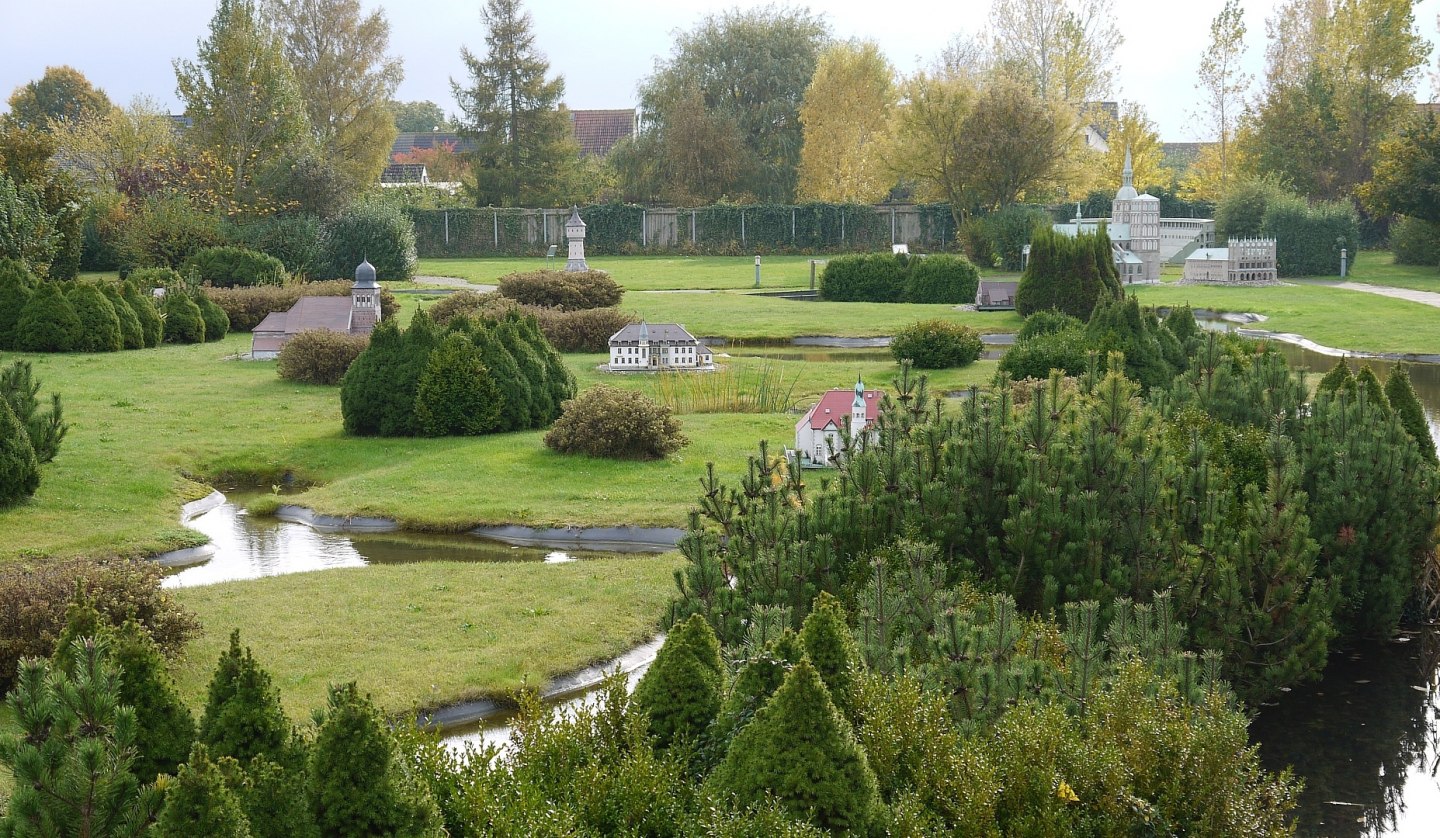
[
  {"xmin": 1181, "ymin": 239, "xmax": 1278, "ymax": 284},
  {"xmin": 564, "ymin": 205, "xmax": 589, "ymax": 272},
  {"xmin": 250, "ymin": 260, "xmax": 381, "ymax": 359},
  {"xmin": 607, "ymin": 321, "xmax": 715, "ymax": 371},
  {"xmin": 794, "ymin": 378, "xmax": 881, "ymax": 467}
]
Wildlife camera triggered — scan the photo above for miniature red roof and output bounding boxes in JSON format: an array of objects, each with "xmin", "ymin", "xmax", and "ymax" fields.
[{"xmin": 802, "ymin": 389, "xmax": 881, "ymax": 430}]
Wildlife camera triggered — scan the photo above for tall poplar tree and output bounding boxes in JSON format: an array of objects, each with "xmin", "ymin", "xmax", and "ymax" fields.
[
  {"xmin": 1185, "ymin": 0, "xmax": 1250, "ymax": 201},
  {"xmin": 796, "ymin": 40, "xmax": 896, "ymax": 203},
  {"xmin": 451, "ymin": 0, "xmax": 577, "ymax": 206}
]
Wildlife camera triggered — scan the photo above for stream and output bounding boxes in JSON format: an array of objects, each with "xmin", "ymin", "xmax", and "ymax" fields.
[{"xmin": 163, "ymin": 330, "xmax": 1440, "ymax": 830}]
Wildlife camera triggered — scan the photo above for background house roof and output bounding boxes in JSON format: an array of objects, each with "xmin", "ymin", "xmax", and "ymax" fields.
[
  {"xmin": 569, "ymin": 109, "xmax": 636, "ymax": 157},
  {"xmin": 390, "ymin": 131, "xmax": 477, "ymax": 158}
]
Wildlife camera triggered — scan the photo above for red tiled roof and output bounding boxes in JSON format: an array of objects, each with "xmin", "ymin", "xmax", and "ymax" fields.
[
  {"xmin": 801, "ymin": 389, "xmax": 881, "ymax": 430},
  {"xmin": 569, "ymin": 109, "xmax": 635, "ymax": 157}
]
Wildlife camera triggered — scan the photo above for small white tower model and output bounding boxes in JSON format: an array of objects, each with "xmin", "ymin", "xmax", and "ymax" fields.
[
  {"xmin": 564, "ymin": 205, "xmax": 589, "ymax": 272},
  {"xmin": 850, "ymin": 376, "xmax": 867, "ymax": 439},
  {"xmin": 638, "ymin": 320, "xmax": 650, "ymax": 368},
  {"xmin": 351, "ymin": 258, "xmax": 381, "ymax": 329}
]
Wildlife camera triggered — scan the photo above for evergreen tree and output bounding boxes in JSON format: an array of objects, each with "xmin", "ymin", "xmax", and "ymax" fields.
[
  {"xmin": 496, "ymin": 317, "xmax": 553, "ymax": 425},
  {"xmin": 1015, "ymin": 226, "xmax": 1119, "ymax": 320},
  {"xmin": 414, "ymin": 332, "xmax": 502, "ymax": 436},
  {"xmin": 153, "ymin": 744, "xmax": 252, "ymax": 838},
  {"xmin": 515, "ymin": 312, "xmax": 575, "ymax": 415},
  {"xmin": 1385, "ymin": 363, "xmax": 1435, "ymax": 462},
  {"xmin": 469, "ymin": 322, "xmax": 531, "ymax": 432},
  {"xmin": 111, "ymin": 620, "xmax": 198, "ymax": 784},
  {"xmin": 309, "ymin": 682, "xmax": 443, "ymax": 838},
  {"xmin": 121, "ymin": 280, "xmax": 163, "ymax": 347},
  {"xmin": 162, "ymin": 289, "xmax": 206, "ymax": 344},
  {"xmin": 708, "ymin": 659, "xmax": 881, "ymax": 833},
  {"xmin": 14, "ymin": 281, "xmax": 83, "ymax": 351},
  {"xmin": 708, "ymin": 632, "xmax": 801, "ymax": 760},
  {"xmin": 340, "ymin": 318, "xmax": 404, "ymax": 435},
  {"xmin": 631, "ymin": 613, "xmax": 724, "ymax": 750},
  {"xmin": 195, "ymin": 289, "xmax": 230, "ymax": 342},
  {"xmin": 798, "ymin": 592, "xmax": 863, "ymax": 719},
  {"xmin": 0, "ymin": 395, "xmax": 40, "ymax": 508},
  {"xmin": 66, "ymin": 281, "xmax": 123, "ymax": 352},
  {"xmin": 0, "ymin": 637, "xmax": 163, "ymax": 836},
  {"xmin": 1353, "ymin": 365, "xmax": 1390, "ymax": 413},
  {"xmin": 1316, "ymin": 358, "xmax": 1351, "ymax": 393},
  {"xmin": 101, "ymin": 283, "xmax": 145, "ymax": 349},
  {"xmin": 451, "ymin": 0, "xmax": 578, "ymax": 206},
  {"xmin": 198, "ymin": 631, "xmax": 293, "ymax": 767},
  {"xmin": 1085, "ymin": 295, "xmax": 1178, "ymax": 391},
  {"xmin": 237, "ymin": 756, "xmax": 319, "ymax": 838},
  {"xmin": 0, "ymin": 258, "xmax": 34, "ymax": 349},
  {"xmin": 0, "ymin": 359, "xmax": 66, "ymax": 464}
]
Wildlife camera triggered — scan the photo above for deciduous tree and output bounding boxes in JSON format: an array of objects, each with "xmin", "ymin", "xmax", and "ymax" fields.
[
  {"xmin": 989, "ymin": 0, "xmax": 1121, "ymax": 104},
  {"xmin": 1190, "ymin": 0, "xmax": 1250, "ymax": 197},
  {"xmin": 1361, "ymin": 112, "xmax": 1440, "ymax": 222},
  {"xmin": 5, "ymin": 65, "xmax": 114, "ymax": 132},
  {"xmin": 390, "ymin": 100, "xmax": 450, "ymax": 132},
  {"xmin": 797, "ymin": 41, "xmax": 896, "ymax": 203}
]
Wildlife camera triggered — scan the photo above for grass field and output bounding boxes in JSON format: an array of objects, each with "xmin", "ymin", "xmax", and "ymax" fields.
[
  {"xmin": 169, "ymin": 555, "xmax": 683, "ymax": 719},
  {"xmin": 1335, "ymin": 249, "xmax": 1440, "ymax": 293}
]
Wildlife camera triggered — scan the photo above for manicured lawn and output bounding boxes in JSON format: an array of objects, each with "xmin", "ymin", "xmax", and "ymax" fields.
[
  {"xmin": 1338, "ymin": 249, "xmax": 1440, "ymax": 293},
  {"xmin": 420, "ymin": 255, "xmax": 823, "ymax": 291},
  {"xmin": 170, "ymin": 555, "xmax": 683, "ymax": 719}
]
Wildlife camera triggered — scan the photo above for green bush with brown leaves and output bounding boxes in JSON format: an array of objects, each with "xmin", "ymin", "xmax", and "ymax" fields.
[
  {"xmin": 544, "ymin": 385, "xmax": 687, "ymax": 460},
  {"xmin": 276, "ymin": 330, "xmax": 371, "ymax": 385},
  {"xmin": 205, "ymin": 281, "xmax": 398, "ymax": 331},
  {"xmin": 498, "ymin": 269, "xmax": 623, "ymax": 310}
]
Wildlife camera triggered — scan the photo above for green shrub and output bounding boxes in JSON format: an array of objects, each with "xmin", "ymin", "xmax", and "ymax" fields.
[
  {"xmin": 122, "ymin": 280, "xmax": 164, "ymax": 347},
  {"xmin": 1391, "ymin": 216, "xmax": 1440, "ymax": 267},
  {"xmin": 889, "ymin": 319, "xmax": 983, "ymax": 369},
  {"xmin": 153, "ymin": 743, "xmax": 251, "ymax": 838},
  {"xmin": 798, "ymin": 593, "xmax": 863, "ymax": 719},
  {"xmin": 905, "ymin": 253, "xmax": 979, "ymax": 303},
  {"xmin": 545, "ymin": 385, "xmax": 688, "ymax": 459},
  {"xmin": 708, "ymin": 660, "xmax": 881, "ymax": 833},
  {"xmin": 185, "ymin": 245, "xmax": 288, "ymax": 288},
  {"xmin": 414, "ymin": 333, "xmax": 503, "ymax": 436},
  {"xmin": 0, "ymin": 258, "xmax": 35, "ymax": 349},
  {"xmin": 466, "ymin": 324, "xmax": 532, "ymax": 432},
  {"xmin": 1, "ymin": 358, "xmax": 68, "ymax": 464},
  {"xmin": 982, "ymin": 204, "xmax": 1051, "ymax": 271},
  {"xmin": 323, "ymin": 202, "xmax": 418, "ymax": 281},
  {"xmin": 957, "ymin": 217, "xmax": 995, "ymax": 267},
  {"xmin": 199, "ymin": 630, "xmax": 294, "ymax": 767},
  {"xmin": 1385, "ymin": 364, "xmax": 1435, "ymax": 462},
  {"xmin": 1216, "ymin": 176, "xmax": 1289, "ymax": 240},
  {"xmin": 998, "ymin": 326, "xmax": 1090, "ymax": 381},
  {"xmin": 496, "ymin": 318, "xmax": 555, "ymax": 425},
  {"xmin": 0, "ymin": 396, "xmax": 40, "ymax": 509},
  {"xmin": 1015, "ymin": 224, "xmax": 1121, "ymax": 320},
  {"xmin": 517, "ymin": 313, "xmax": 577, "ymax": 410},
  {"xmin": 101, "ymin": 283, "xmax": 146, "ymax": 349},
  {"xmin": 497, "ymin": 269, "xmax": 624, "ymax": 310},
  {"xmin": 127, "ymin": 266, "xmax": 186, "ymax": 291},
  {"xmin": 1016, "ymin": 309, "xmax": 1083, "ymax": 341},
  {"xmin": 14, "ymin": 281, "xmax": 84, "ymax": 352},
  {"xmin": 205, "ymin": 280, "xmax": 398, "ymax": 332},
  {"xmin": 276, "ymin": 330, "xmax": 370, "ymax": 385},
  {"xmin": 0, "ymin": 557, "xmax": 200, "ymax": 693},
  {"xmin": 195, "ymin": 289, "xmax": 230, "ymax": 342},
  {"xmin": 819, "ymin": 252, "xmax": 907, "ymax": 302},
  {"xmin": 79, "ymin": 192, "xmax": 125, "ymax": 272},
  {"xmin": 66, "ymin": 282, "xmax": 123, "ymax": 352},
  {"xmin": 1260, "ymin": 195, "xmax": 1359, "ymax": 277},
  {"xmin": 632, "ymin": 614, "xmax": 724, "ymax": 750},
  {"xmin": 429, "ymin": 291, "xmax": 635, "ymax": 352},
  {"xmin": 340, "ymin": 312, "xmax": 438, "ymax": 436},
  {"xmin": 162, "ymin": 289, "xmax": 207, "ymax": 344},
  {"xmin": 232, "ymin": 214, "xmax": 326, "ymax": 278},
  {"xmin": 119, "ymin": 195, "xmax": 227, "ymax": 272},
  {"xmin": 1085, "ymin": 296, "xmax": 1181, "ymax": 391}
]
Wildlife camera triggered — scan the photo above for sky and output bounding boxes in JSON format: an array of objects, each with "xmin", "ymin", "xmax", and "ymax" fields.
[{"xmin": 1, "ymin": 0, "xmax": 1438, "ymax": 143}]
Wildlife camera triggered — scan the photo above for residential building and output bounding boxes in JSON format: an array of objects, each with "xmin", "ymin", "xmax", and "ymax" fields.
[
  {"xmin": 794, "ymin": 378, "xmax": 881, "ymax": 467},
  {"xmin": 607, "ymin": 322, "xmax": 714, "ymax": 371}
]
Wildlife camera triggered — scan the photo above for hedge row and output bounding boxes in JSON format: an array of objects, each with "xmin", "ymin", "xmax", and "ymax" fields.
[
  {"xmin": 819, "ymin": 253, "xmax": 979, "ymax": 304},
  {"xmin": 406, "ymin": 203, "xmax": 960, "ymax": 258},
  {"xmin": 0, "ymin": 260, "xmax": 180, "ymax": 352},
  {"xmin": 430, "ymin": 290, "xmax": 637, "ymax": 354}
]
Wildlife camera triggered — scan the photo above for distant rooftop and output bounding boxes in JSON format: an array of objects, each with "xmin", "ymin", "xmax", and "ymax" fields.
[{"xmin": 570, "ymin": 109, "xmax": 636, "ymax": 157}]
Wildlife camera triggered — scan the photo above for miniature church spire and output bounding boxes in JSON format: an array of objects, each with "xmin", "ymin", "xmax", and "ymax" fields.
[
  {"xmin": 853, "ymin": 375, "xmax": 865, "ymax": 407},
  {"xmin": 1115, "ymin": 145, "xmax": 1138, "ymax": 201}
]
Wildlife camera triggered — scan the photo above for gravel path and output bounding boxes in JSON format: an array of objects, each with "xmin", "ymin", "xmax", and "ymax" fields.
[{"xmin": 1297, "ymin": 279, "xmax": 1440, "ymax": 309}]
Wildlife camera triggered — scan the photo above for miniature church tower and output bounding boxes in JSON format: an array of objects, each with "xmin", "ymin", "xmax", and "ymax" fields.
[
  {"xmin": 850, "ymin": 376, "xmax": 868, "ymax": 439},
  {"xmin": 564, "ymin": 205, "xmax": 589, "ymax": 272},
  {"xmin": 351, "ymin": 258, "xmax": 381, "ymax": 330},
  {"xmin": 1109, "ymin": 147, "xmax": 1162, "ymax": 282}
]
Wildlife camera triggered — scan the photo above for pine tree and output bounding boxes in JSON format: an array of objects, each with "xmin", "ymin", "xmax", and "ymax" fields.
[
  {"xmin": 121, "ymin": 280, "xmax": 163, "ymax": 347},
  {"xmin": 631, "ymin": 613, "xmax": 724, "ymax": 750},
  {"xmin": 0, "ymin": 395, "xmax": 39, "ymax": 508},
  {"xmin": 102, "ymin": 283, "xmax": 145, "ymax": 349},
  {"xmin": 340, "ymin": 318, "xmax": 404, "ymax": 435},
  {"xmin": 153, "ymin": 744, "xmax": 253, "ymax": 838},
  {"xmin": 414, "ymin": 332, "xmax": 502, "ymax": 436},
  {"xmin": 195, "ymin": 290, "xmax": 230, "ymax": 342},
  {"xmin": 236, "ymin": 756, "xmax": 319, "ymax": 838},
  {"xmin": 14, "ymin": 281, "xmax": 83, "ymax": 351},
  {"xmin": 0, "ymin": 359, "xmax": 66, "ymax": 464},
  {"xmin": 0, "ymin": 258, "xmax": 34, "ymax": 349},
  {"xmin": 1353, "ymin": 365, "xmax": 1390, "ymax": 412},
  {"xmin": 496, "ymin": 317, "xmax": 553, "ymax": 426},
  {"xmin": 111, "ymin": 620, "xmax": 198, "ymax": 784},
  {"xmin": 198, "ymin": 630, "xmax": 293, "ymax": 767},
  {"xmin": 798, "ymin": 591, "xmax": 863, "ymax": 718},
  {"xmin": 469, "ymin": 322, "xmax": 531, "ymax": 432},
  {"xmin": 515, "ymin": 312, "xmax": 575, "ymax": 418},
  {"xmin": 66, "ymin": 282, "xmax": 123, "ymax": 352},
  {"xmin": 1385, "ymin": 363, "xmax": 1436, "ymax": 462},
  {"xmin": 162, "ymin": 289, "xmax": 206, "ymax": 344},
  {"xmin": 708, "ymin": 659, "xmax": 881, "ymax": 833},
  {"xmin": 309, "ymin": 682, "xmax": 443, "ymax": 838},
  {"xmin": 0, "ymin": 637, "xmax": 163, "ymax": 836}
]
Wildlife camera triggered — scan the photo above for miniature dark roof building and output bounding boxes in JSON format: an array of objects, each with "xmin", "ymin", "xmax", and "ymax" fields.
[
  {"xmin": 609, "ymin": 322, "xmax": 701, "ymax": 346},
  {"xmin": 251, "ymin": 261, "xmax": 380, "ymax": 357},
  {"xmin": 569, "ymin": 109, "xmax": 636, "ymax": 157}
]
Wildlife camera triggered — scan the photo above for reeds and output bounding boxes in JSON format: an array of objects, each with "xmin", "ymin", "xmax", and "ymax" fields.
[{"xmin": 653, "ymin": 362, "xmax": 798, "ymax": 414}]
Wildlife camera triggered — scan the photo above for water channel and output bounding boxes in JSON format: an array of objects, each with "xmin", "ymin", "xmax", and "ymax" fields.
[{"xmin": 165, "ymin": 330, "xmax": 1440, "ymax": 833}]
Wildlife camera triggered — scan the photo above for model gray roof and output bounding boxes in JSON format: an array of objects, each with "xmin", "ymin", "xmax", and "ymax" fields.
[{"xmin": 609, "ymin": 322, "xmax": 698, "ymax": 345}]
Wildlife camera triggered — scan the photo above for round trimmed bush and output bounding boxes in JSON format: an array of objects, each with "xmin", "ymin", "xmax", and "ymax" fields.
[
  {"xmin": 277, "ymin": 330, "xmax": 370, "ymax": 385},
  {"xmin": 183, "ymin": 245, "xmax": 288, "ymax": 288},
  {"xmin": 322, "ymin": 203, "xmax": 417, "ymax": 281},
  {"xmin": 0, "ymin": 259, "xmax": 36, "ymax": 350},
  {"xmin": 905, "ymin": 254, "xmax": 979, "ymax": 304},
  {"xmin": 162, "ymin": 290, "xmax": 206, "ymax": 344},
  {"xmin": 544, "ymin": 385, "xmax": 688, "ymax": 460},
  {"xmin": 820, "ymin": 253, "xmax": 907, "ymax": 302},
  {"xmin": 497, "ymin": 270, "xmax": 623, "ymax": 310},
  {"xmin": 889, "ymin": 319, "xmax": 983, "ymax": 369},
  {"xmin": 119, "ymin": 196, "xmax": 226, "ymax": 272},
  {"xmin": 0, "ymin": 396, "xmax": 40, "ymax": 509},
  {"xmin": 998, "ymin": 326, "xmax": 1089, "ymax": 381},
  {"xmin": 15, "ymin": 283, "xmax": 84, "ymax": 352},
  {"xmin": 101, "ymin": 284, "xmax": 145, "ymax": 349},
  {"xmin": 194, "ymin": 290, "xmax": 229, "ymax": 342},
  {"xmin": 66, "ymin": 283, "xmax": 123, "ymax": 352},
  {"xmin": 121, "ymin": 281, "xmax": 164, "ymax": 347}
]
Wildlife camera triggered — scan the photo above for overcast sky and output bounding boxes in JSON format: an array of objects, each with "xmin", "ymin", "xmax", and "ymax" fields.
[{"xmin": 2, "ymin": 0, "xmax": 1437, "ymax": 143}]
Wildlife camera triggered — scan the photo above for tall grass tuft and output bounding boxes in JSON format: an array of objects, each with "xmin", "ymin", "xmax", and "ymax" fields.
[{"xmin": 653, "ymin": 362, "xmax": 798, "ymax": 414}]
